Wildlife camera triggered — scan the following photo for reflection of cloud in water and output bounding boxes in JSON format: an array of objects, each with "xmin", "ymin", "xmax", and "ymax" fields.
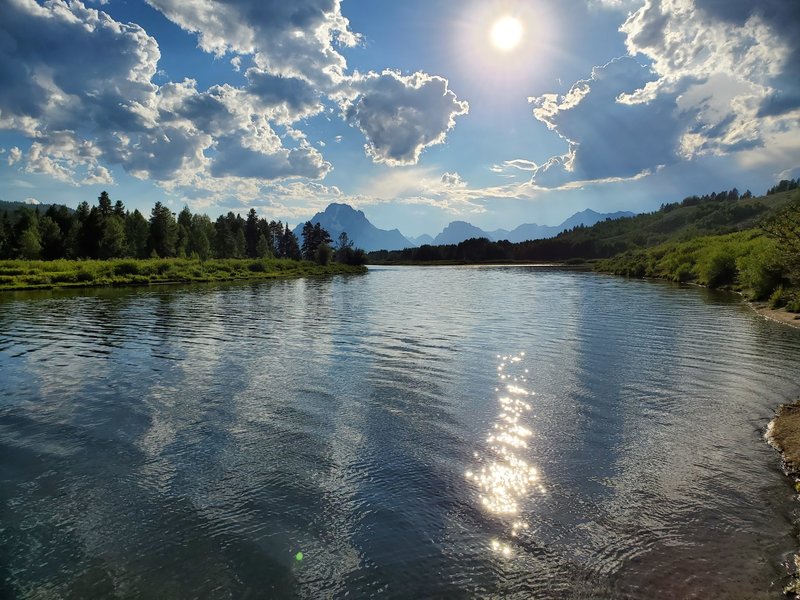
[{"xmin": 466, "ymin": 352, "xmax": 544, "ymax": 554}]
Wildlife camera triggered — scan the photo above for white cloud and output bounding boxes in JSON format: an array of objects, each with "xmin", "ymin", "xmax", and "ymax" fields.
[
  {"xmin": 0, "ymin": 0, "xmax": 337, "ymax": 197},
  {"xmin": 7, "ymin": 147, "xmax": 22, "ymax": 166},
  {"xmin": 528, "ymin": 58, "xmax": 680, "ymax": 187},
  {"xmin": 25, "ymin": 133, "xmax": 115, "ymax": 186},
  {"xmin": 521, "ymin": 0, "xmax": 800, "ymax": 188},
  {"xmin": 358, "ymin": 166, "xmax": 542, "ymax": 214},
  {"xmin": 441, "ymin": 172, "xmax": 466, "ymax": 187},
  {"xmin": 145, "ymin": 0, "xmax": 359, "ymax": 86},
  {"xmin": 244, "ymin": 68, "xmax": 323, "ymax": 123},
  {"xmin": 502, "ymin": 159, "xmax": 539, "ymax": 172},
  {"xmin": 342, "ymin": 70, "xmax": 469, "ymax": 166},
  {"xmin": 0, "ymin": 0, "xmax": 472, "ymax": 212},
  {"xmin": 620, "ymin": 0, "xmax": 800, "ymax": 146}
]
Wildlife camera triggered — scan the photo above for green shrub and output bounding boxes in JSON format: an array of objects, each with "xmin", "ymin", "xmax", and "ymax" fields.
[
  {"xmin": 735, "ymin": 238, "xmax": 784, "ymax": 299},
  {"xmin": 770, "ymin": 285, "xmax": 788, "ymax": 308},
  {"xmin": 114, "ymin": 261, "xmax": 140, "ymax": 276},
  {"xmin": 315, "ymin": 244, "xmax": 332, "ymax": 265},
  {"xmin": 675, "ymin": 263, "xmax": 694, "ymax": 282},
  {"xmin": 699, "ymin": 249, "xmax": 737, "ymax": 287}
]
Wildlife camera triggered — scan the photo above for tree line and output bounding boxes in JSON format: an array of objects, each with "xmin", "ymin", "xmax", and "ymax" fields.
[
  {"xmin": 767, "ymin": 179, "xmax": 799, "ymax": 196},
  {"xmin": 0, "ymin": 192, "xmax": 365, "ymax": 265}
]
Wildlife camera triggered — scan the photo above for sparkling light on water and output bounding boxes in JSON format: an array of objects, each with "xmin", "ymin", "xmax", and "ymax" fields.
[{"xmin": 466, "ymin": 352, "xmax": 543, "ymax": 554}]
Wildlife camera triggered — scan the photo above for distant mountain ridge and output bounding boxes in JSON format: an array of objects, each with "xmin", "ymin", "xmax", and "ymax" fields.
[
  {"xmin": 295, "ymin": 203, "xmax": 636, "ymax": 251},
  {"xmin": 292, "ymin": 203, "xmax": 413, "ymax": 252},
  {"xmin": 430, "ymin": 209, "xmax": 636, "ymax": 245},
  {"xmin": 0, "ymin": 199, "xmax": 75, "ymax": 216}
]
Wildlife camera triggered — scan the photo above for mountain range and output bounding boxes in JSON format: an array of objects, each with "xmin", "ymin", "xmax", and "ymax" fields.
[{"xmin": 296, "ymin": 204, "xmax": 635, "ymax": 251}]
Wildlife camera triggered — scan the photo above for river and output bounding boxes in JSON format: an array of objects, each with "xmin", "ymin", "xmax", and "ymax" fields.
[{"xmin": 2, "ymin": 266, "xmax": 800, "ymax": 598}]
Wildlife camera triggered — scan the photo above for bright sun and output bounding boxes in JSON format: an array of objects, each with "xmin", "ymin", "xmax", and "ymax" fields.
[{"xmin": 490, "ymin": 16, "xmax": 523, "ymax": 52}]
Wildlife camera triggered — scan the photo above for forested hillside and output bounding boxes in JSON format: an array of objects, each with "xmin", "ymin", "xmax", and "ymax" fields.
[{"xmin": 600, "ymin": 190, "xmax": 800, "ymax": 310}]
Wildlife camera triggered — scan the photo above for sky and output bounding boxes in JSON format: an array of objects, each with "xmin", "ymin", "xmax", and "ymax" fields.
[{"xmin": 1, "ymin": 0, "xmax": 799, "ymax": 238}]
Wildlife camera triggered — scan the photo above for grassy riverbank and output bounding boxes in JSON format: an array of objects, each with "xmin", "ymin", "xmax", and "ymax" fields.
[{"xmin": 0, "ymin": 258, "xmax": 366, "ymax": 290}]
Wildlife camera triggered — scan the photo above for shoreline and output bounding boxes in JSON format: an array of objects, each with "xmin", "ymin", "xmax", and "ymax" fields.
[
  {"xmin": 748, "ymin": 301, "xmax": 800, "ymax": 330},
  {"xmin": 766, "ymin": 401, "xmax": 800, "ymax": 596}
]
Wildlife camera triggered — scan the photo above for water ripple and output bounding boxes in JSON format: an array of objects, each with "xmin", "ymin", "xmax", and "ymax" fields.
[{"xmin": 1, "ymin": 269, "xmax": 799, "ymax": 598}]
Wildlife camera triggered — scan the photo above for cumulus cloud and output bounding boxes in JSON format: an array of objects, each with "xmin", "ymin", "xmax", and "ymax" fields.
[
  {"xmin": 0, "ymin": 0, "xmax": 471, "ymax": 207},
  {"xmin": 26, "ymin": 133, "xmax": 114, "ymax": 185},
  {"xmin": 7, "ymin": 147, "xmax": 22, "ymax": 166},
  {"xmin": 441, "ymin": 172, "xmax": 466, "ymax": 187},
  {"xmin": 0, "ymin": 0, "xmax": 159, "ymax": 135},
  {"xmin": 0, "ymin": 0, "xmax": 337, "ymax": 195},
  {"xmin": 525, "ymin": 0, "xmax": 800, "ymax": 187},
  {"xmin": 145, "ymin": 0, "xmax": 359, "ymax": 86},
  {"xmin": 529, "ymin": 58, "xmax": 680, "ymax": 187},
  {"xmin": 245, "ymin": 68, "xmax": 323, "ymax": 122},
  {"xmin": 623, "ymin": 0, "xmax": 800, "ymax": 117},
  {"xmin": 343, "ymin": 70, "xmax": 469, "ymax": 166}
]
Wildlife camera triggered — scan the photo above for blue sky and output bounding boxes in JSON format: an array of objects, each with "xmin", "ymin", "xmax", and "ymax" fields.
[{"xmin": 1, "ymin": 0, "xmax": 798, "ymax": 237}]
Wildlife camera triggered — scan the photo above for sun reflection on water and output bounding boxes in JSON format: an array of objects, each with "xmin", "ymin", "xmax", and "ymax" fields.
[{"xmin": 466, "ymin": 352, "xmax": 543, "ymax": 555}]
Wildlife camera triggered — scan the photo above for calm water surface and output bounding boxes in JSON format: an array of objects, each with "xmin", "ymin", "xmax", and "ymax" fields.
[{"xmin": 2, "ymin": 266, "xmax": 800, "ymax": 599}]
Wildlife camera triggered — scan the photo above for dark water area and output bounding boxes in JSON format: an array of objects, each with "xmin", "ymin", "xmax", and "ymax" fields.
[{"xmin": 2, "ymin": 266, "xmax": 800, "ymax": 599}]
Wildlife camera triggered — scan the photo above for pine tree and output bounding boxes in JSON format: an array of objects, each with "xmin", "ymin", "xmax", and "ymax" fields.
[
  {"xmin": 282, "ymin": 224, "xmax": 301, "ymax": 260},
  {"xmin": 245, "ymin": 208, "xmax": 260, "ymax": 258},
  {"xmin": 148, "ymin": 202, "xmax": 178, "ymax": 257},
  {"xmin": 125, "ymin": 209, "xmax": 150, "ymax": 258}
]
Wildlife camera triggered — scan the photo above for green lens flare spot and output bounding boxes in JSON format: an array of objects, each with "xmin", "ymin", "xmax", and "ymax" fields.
[{"xmin": 295, "ymin": 552, "xmax": 304, "ymax": 561}]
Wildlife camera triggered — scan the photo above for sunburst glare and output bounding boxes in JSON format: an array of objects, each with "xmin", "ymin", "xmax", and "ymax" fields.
[{"xmin": 490, "ymin": 16, "xmax": 523, "ymax": 52}]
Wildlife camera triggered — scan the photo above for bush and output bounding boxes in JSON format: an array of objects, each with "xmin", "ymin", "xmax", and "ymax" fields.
[
  {"xmin": 770, "ymin": 285, "xmax": 788, "ymax": 309},
  {"xmin": 315, "ymin": 244, "xmax": 332, "ymax": 265},
  {"xmin": 699, "ymin": 249, "xmax": 737, "ymax": 287},
  {"xmin": 114, "ymin": 260, "xmax": 140, "ymax": 276},
  {"xmin": 248, "ymin": 260, "xmax": 267, "ymax": 272},
  {"xmin": 675, "ymin": 263, "xmax": 694, "ymax": 283},
  {"xmin": 736, "ymin": 238, "xmax": 784, "ymax": 299}
]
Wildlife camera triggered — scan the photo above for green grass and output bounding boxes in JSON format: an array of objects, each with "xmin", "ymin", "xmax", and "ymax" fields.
[{"xmin": 0, "ymin": 258, "xmax": 366, "ymax": 291}]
